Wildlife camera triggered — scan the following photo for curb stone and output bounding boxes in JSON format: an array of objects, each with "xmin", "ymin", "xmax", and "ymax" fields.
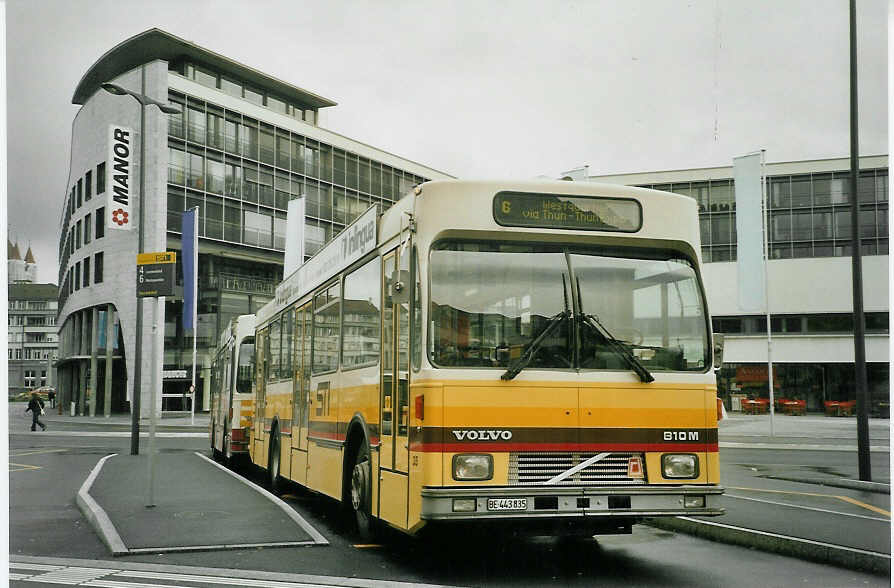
[{"xmin": 646, "ymin": 516, "xmax": 890, "ymax": 576}]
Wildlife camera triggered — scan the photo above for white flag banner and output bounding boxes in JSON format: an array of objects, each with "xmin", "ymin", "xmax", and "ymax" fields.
[
  {"xmin": 734, "ymin": 153, "xmax": 765, "ymax": 311},
  {"xmin": 284, "ymin": 197, "xmax": 306, "ymax": 277}
]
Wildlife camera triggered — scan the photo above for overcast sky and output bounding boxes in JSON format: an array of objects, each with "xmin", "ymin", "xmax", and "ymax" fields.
[{"xmin": 5, "ymin": 0, "xmax": 888, "ymax": 284}]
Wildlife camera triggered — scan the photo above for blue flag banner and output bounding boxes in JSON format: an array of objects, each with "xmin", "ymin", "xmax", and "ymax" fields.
[{"xmin": 182, "ymin": 208, "xmax": 197, "ymax": 330}]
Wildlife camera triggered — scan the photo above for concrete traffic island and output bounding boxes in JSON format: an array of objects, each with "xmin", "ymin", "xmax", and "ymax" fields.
[{"xmin": 76, "ymin": 451, "xmax": 328, "ymax": 555}]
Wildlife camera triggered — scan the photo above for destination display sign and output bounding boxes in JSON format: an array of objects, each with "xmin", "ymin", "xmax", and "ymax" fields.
[
  {"xmin": 493, "ymin": 191, "xmax": 642, "ymax": 232},
  {"xmin": 136, "ymin": 251, "xmax": 176, "ymax": 298}
]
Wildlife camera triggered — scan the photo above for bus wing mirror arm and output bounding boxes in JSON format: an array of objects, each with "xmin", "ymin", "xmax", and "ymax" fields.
[
  {"xmin": 713, "ymin": 333, "xmax": 724, "ymax": 370},
  {"xmin": 391, "ymin": 270, "xmax": 411, "ymax": 304}
]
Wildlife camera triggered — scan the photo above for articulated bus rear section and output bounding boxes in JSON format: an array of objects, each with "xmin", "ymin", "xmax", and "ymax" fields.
[{"xmin": 246, "ymin": 179, "xmax": 724, "ymax": 539}]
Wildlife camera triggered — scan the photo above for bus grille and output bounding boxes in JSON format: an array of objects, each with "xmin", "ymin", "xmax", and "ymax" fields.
[{"xmin": 508, "ymin": 452, "xmax": 647, "ymax": 486}]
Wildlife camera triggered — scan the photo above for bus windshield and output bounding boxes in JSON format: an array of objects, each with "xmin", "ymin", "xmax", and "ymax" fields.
[{"xmin": 430, "ymin": 242, "xmax": 708, "ymax": 372}]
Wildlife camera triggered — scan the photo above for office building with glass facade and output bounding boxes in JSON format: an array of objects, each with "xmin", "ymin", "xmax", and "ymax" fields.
[
  {"xmin": 588, "ymin": 155, "xmax": 889, "ymax": 414},
  {"xmin": 56, "ymin": 28, "xmax": 452, "ymax": 416}
]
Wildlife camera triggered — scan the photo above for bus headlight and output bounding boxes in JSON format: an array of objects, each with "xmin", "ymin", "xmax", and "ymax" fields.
[
  {"xmin": 662, "ymin": 454, "xmax": 699, "ymax": 479},
  {"xmin": 452, "ymin": 454, "xmax": 493, "ymax": 481}
]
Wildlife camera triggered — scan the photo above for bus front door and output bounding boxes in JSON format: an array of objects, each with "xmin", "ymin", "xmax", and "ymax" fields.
[
  {"xmin": 291, "ymin": 303, "xmax": 311, "ymax": 485},
  {"xmin": 379, "ymin": 248, "xmax": 410, "ymax": 528}
]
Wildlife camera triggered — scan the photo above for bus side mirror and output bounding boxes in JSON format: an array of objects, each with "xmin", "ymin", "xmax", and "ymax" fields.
[
  {"xmin": 391, "ymin": 269, "xmax": 411, "ymax": 304},
  {"xmin": 713, "ymin": 333, "xmax": 724, "ymax": 370}
]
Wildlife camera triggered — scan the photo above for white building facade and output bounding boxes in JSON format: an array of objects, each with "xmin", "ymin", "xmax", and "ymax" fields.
[
  {"xmin": 56, "ymin": 29, "xmax": 452, "ymax": 416},
  {"xmin": 588, "ymin": 156, "xmax": 889, "ymax": 413}
]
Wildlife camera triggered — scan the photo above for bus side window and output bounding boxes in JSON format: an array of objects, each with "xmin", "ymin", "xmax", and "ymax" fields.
[{"xmin": 268, "ymin": 316, "xmax": 281, "ymax": 383}]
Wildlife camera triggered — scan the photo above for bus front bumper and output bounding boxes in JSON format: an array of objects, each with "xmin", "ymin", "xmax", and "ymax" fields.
[{"xmin": 421, "ymin": 485, "xmax": 725, "ymax": 521}]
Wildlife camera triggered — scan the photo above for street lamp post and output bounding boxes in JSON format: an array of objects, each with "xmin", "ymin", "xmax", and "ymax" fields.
[{"xmin": 101, "ymin": 67, "xmax": 180, "ymax": 458}]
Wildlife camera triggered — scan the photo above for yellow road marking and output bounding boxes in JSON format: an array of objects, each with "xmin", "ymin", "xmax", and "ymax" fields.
[
  {"xmin": 10, "ymin": 449, "xmax": 67, "ymax": 457},
  {"xmin": 9, "ymin": 462, "xmax": 42, "ymax": 472},
  {"xmin": 834, "ymin": 495, "xmax": 892, "ymax": 517},
  {"xmin": 730, "ymin": 486, "xmax": 891, "ymax": 517},
  {"xmin": 353, "ymin": 544, "xmax": 383, "ymax": 549}
]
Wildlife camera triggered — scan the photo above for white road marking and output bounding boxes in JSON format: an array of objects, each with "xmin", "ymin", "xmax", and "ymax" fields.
[
  {"xmin": 9, "ymin": 555, "xmax": 460, "ymax": 588},
  {"xmin": 9, "ymin": 563, "xmax": 63, "ymax": 571},
  {"xmin": 726, "ymin": 493, "xmax": 890, "ymax": 522},
  {"xmin": 121, "ymin": 570, "xmax": 346, "ymax": 587},
  {"xmin": 85, "ymin": 580, "xmax": 192, "ymax": 588},
  {"xmin": 18, "ymin": 565, "xmax": 116, "ymax": 584}
]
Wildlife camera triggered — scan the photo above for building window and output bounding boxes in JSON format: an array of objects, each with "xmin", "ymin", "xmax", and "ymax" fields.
[
  {"xmin": 244, "ymin": 86, "xmax": 263, "ymax": 106},
  {"xmin": 221, "ymin": 77, "xmax": 242, "ymax": 99},
  {"xmin": 207, "ymin": 110, "xmax": 224, "ymax": 150},
  {"xmin": 83, "ymin": 257, "xmax": 90, "ymax": 287},
  {"xmin": 94, "ymin": 252, "xmax": 104, "ymax": 284},
  {"xmin": 96, "ymin": 207, "xmax": 105, "ymax": 239},
  {"xmin": 243, "ymin": 209, "xmax": 272, "ymax": 247},
  {"xmin": 97, "ymin": 162, "xmax": 106, "ymax": 194},
  {"xmin": 75, "ymin": 262, "xmax": 81, "ymax": 291},
  {"xmin": 266, "ymin": 95, "xmax": 287, "ymax": 115},
  {"xmin": 86, "ymin": 170, "xmax": 92, "ymax": 201},
  {"xmin": 189, "ymin": 64, "xmax": 218, "ymax": 89},
  {"xmin": 206, "ymin": 155, "xmax": 225, "ymax": 195},
  {"xmin": 168, "ymin": 99, "xmax": 185, "ymax": 138},
  {"xmin": 169, "ymin": 147, "xmax": 186, "ymax": 184},
  {"xmin": 84, "ymin": 214, "xmax": 92, "ymax": 245},
  {"xmin": 76, "ymin": 220, "xmax": 82, "ymax": 249},
  {"xmin": 187, "ymin": 151, "xmax": 204, "ymax": 189},
  {"xmin": 188, "ymin": 106, "xmax": 206, "ymax": 143},
  {"xmin": 77, "ymin": 178, "xmax": 83, "ymax": 208}
]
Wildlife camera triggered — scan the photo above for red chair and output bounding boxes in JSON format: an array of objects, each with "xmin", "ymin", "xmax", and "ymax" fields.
[{"xmin": 783, "ymin": 399, "xmax": 806, "ymax": 416}]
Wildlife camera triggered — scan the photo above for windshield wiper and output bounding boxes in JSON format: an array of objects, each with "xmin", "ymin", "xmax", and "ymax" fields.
[
  {"xmin": 576, "ymin": 278, "xmax": 654, "ymax": 383},
  {"xmin": 502, "ymin": 276, "xmax": 572, "ymax": 381}
]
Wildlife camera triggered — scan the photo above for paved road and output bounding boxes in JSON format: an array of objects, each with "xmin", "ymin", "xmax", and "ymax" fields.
[
  {"xmin": 8, "ymin": 421, "xmax": 888, "ymax": 586},
  {"xmin": 718, "ymin": 447, "xmax": 890, "ymax": 554}
]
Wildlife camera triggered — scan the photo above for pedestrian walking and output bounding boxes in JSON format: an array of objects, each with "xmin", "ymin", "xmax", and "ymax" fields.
[
  {"xmin": 48, "ymin": 388, "xmax": 56, "ymax": 408},
  {"xmin": 25, "ymin": 392, "xmax": 47, "ymax": 431}
]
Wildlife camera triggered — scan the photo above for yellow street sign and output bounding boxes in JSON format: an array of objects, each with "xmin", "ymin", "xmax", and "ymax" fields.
[{"xmin": 137, "ymin": 252, "xmax": 176, "ymax": 265}]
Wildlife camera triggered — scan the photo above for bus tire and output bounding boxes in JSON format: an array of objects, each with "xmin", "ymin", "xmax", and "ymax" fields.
[
  {"xmin": 350, "ymin": 442, "xmax": 374, "ymax": 541},
  {"xmin": 267, "ymin": 426, "xmax": 281, "ymax": 495}
]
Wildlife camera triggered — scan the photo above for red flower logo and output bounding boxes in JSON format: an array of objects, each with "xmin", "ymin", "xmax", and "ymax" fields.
[{"xmin": 112, "ymin": 208, "xmax": 129, "ymax": 226}]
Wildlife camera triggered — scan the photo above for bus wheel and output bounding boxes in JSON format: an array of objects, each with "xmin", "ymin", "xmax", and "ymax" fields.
[
  {"xmin": 267, "ymin": 430, "xmax": 281, "ymax": 494},
  {"xmin": 350, "ymin": 443, "xmax": 374, "ymax": 541}
]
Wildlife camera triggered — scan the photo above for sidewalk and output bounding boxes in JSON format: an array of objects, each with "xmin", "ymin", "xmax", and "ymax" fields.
[{"xmin": 8, "ymin": 400, "xmax": 209, "ymax": 431}]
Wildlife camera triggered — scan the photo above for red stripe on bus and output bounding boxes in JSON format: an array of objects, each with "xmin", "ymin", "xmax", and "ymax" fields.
[{"xmin": 410, "ymin": 442, "xmax": 717, "ymax": 453}]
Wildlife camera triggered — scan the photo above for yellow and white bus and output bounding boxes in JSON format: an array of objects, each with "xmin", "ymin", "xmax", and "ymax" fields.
[
  {"xmin": 210, "ymin": 313, "xmax": 256, "ymax": 464},
  {"xmin": 248, "ymin": 179, "xmax": 724, "ymax": 538}
]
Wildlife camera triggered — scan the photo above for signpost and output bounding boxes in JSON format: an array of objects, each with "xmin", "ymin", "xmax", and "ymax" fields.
[
  {"xmin": 137, "ymin": 251, "xmax": 174, "ymax": 507},
  {"xmin": 137, "ymin": 252, "xmax": 176, "ymax": 297}
]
